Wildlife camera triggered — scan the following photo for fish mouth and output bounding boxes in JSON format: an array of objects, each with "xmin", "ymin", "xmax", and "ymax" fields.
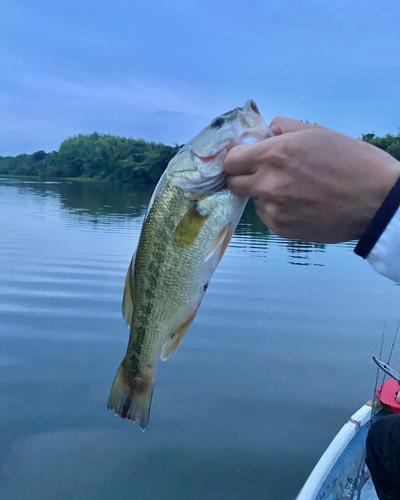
[
  {"xmin": 194, "ymin": 150, "xmax": 227, "ymax": 163},
  {"xmin": 171, "ymin": 127, "xmax": 272, "ymax": 195},
  {"xmin": 192, "ymin": 138, "xmax": 235, "ymax": 163},
  {"xmin": 191, "ymin": 148, "xmax": 230, "ymax": 194},
  {"xmin": 191, "ymin": 133, "xmax": 263, "ymax": 194},
  {"xmin": 194, "ymin": 128, "xmax": 271, "ymax": 163}
]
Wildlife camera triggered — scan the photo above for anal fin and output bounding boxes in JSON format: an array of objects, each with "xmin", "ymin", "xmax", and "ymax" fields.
[{"xmin": 161, "ymin": 308, "xmax": 199, "ymax": 361}]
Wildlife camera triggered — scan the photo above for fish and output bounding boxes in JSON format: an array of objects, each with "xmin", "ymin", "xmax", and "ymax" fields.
[{"xmin": 107, "ymin": 100, "xmax": 272, "ymax": 429}]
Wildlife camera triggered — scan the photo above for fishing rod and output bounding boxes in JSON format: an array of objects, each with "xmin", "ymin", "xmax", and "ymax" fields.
[{"xmin": 373, "ymin": 356, "xmax": 400, "ymax": 384}]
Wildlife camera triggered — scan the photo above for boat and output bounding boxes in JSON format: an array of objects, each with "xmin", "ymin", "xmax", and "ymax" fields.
[{"xmin": 296, "ymin": 373, "xmax": 400, "ymax": 500}]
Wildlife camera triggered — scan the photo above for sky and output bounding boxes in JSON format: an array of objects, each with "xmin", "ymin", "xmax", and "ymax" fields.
[{"xmin": 1, "ymin": 0, "xmax": 400, "ymax": 156}]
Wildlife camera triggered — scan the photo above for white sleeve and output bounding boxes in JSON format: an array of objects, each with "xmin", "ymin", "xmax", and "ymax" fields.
[{"xmin": 366, "ymin": 206, "xmax": 400, "ymax": 284}]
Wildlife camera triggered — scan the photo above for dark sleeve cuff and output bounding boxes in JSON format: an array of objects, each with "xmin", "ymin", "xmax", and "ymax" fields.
[{"xmin": 354, "ymin": 176, "xmax": 400, "ymax": 259}]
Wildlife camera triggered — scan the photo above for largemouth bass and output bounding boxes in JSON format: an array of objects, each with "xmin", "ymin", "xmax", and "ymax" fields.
[{"xmin": 108, "ymin": 100, "xmax": 271, "ymax": 429}]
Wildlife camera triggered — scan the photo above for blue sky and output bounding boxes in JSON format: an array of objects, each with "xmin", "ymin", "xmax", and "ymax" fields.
[{"xmin": 1, "ymin": 0, "xmax": 400, "ymax": 156}]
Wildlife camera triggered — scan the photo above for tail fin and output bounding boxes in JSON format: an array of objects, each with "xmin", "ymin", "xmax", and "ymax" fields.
[{"xmin": 107, "ymin": 363, "xmax": 154, "ymax": 430}]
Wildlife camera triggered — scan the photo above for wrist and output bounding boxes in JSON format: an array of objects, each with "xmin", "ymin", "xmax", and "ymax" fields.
[{"xmin": 355, "ymin": 174, "xmax": 400, "ymax": 258}]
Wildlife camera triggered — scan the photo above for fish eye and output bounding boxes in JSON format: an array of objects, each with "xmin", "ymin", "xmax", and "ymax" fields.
[
  {"xmin": 211, "ymin": 117, "xmax": 224, "ymax": 128},
  {"xmin": 250, "ymin": 101, "xmax": 259, "ymax": 114}
]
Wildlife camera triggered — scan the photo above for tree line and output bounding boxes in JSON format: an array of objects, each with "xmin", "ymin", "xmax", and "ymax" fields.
[
  {"xmin": 361, "ymin": 131, "xmax": 400, "ymax": 161},
  {"xmin": 1, "ymin": 129, "xmax": 400, "ymax": 186},
  {"xmin": 0, "ymin": 133, "xmax": 180, "ymax": 186}
]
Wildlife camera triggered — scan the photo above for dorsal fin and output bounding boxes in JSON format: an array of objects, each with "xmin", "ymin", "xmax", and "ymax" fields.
[
  {"xmin": 122, "ymin": 253, "xmax": 136, "ymax": 326},
  {"xmin": 160, "ymin": 308, "xmax": 199, "ymax": 361}
]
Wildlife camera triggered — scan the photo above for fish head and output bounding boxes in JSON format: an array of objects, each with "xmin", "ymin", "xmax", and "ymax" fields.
[{"xmin": 167, "ymin": 100, "xmax": 272, "ymax": 195}]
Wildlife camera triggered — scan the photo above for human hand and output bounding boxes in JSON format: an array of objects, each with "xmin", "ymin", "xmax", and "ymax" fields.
[{"xmin": 225, "ymin": 117, "xmax": 400, "ymax": 243}]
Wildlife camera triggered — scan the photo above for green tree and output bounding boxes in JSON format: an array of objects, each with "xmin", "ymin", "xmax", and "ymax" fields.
[{"xmin": 362, "ymin": 130, "xmax": 400, "ymax": 161}]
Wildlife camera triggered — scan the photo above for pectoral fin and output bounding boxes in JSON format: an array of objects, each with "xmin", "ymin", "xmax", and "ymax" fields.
[
  {"xmin": 205, "ymin": 224, "xmax": 234, "ymax": 262},
  {"xmin": 161, "ymin": 308, "xmax": 199, "ymax": 361},
  {"xmin": 205, "ymin": 224, "xmax": 229, "ymax": 261},
  {"xmin": 122, "ymin": 253, "xmax": 136, "ymax": 326},
  {"xmin": 173, "ymin": 206, "xmax": 208, "ymax": 248},
  {"xmin": 217, "ymin": 224, "xmax": 236, "ymax": 263}
]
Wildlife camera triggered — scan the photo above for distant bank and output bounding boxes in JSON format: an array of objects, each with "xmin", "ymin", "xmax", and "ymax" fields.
[
  {"xmin": 1, "ymin": 130, "xmax": 399, "ymax": 186},
  {"xmin": 0, "ymin": 132, "xmax": 180, "ymax": 186}
]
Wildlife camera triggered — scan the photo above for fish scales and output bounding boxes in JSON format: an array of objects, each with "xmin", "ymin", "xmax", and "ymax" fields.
[
  {"xmin": 108, "ymin": 100, "xmax": 272, "ymax": 429},
  {"xmin": 128, "ymin": 180, "xmax": 194, "ymax": 372}
]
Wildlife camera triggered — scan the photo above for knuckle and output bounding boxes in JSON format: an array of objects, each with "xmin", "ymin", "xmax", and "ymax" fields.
[
  {"xmin": 265, "ymin": 141, "xmax": 290, "ymax": 170},
  {"xmin": 268, "ymin": 203, "xmax": 294, "ymax": 232},
  {"xmin": 267, "ymin": 202, "xmax": 285, "ymax": 225},
  {"xmin": 260, "ymin": 174, "xmax": 288, "ymax": 202},
  {"xmin": 225, "ymin": 144, "xmax": 258, "ymax": 175},
  {"xmin": 264, "ymin": 178, "xmax": 282, "ymax": 199},
  {"xmin": 254, "ymin": 202, "xmax": 291, "ymax": 238}
]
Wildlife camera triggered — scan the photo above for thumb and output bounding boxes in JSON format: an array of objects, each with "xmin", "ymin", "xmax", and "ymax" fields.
[{"xmin": 270, "ymin": 116, "xmax": 323, "ymax": 135}]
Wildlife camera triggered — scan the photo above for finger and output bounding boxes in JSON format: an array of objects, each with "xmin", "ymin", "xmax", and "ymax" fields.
[
  {"xmin": 270, "ymin": 116, "xmax": 322, "ymax": 136},
  {"xmin": 253, "ymin": 203, "xmax": 278, "ymax": 234},
  {"xmin": 254, "ymin": 202, "xmax": 290, "ymax": 239},
  {"xmin": 226, "ymin": 173, "xmax": 259, "ymax": 198},
  {"xmin": 224, "ymin": 143, "xmax": 260, "ymax": 176},
  {"xmin": 224, "ymin": 139, "xmax": 272, "ymax": 175}
]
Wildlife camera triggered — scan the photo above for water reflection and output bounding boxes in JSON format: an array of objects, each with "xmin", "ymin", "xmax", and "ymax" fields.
[
  {"xmin": 0, "ymin": 178, "xmax": 149, "ymax": 217},
  {"xmin": 0, "ymin": 178, "xmax": 330, "ymax": 265},
  {"xmin": 237, "ymin": 200, "xmax": 328, "ymax": 265},
  {"xmin": 286, "ymin": 240, "xmax": 326, "ymax": 266}
]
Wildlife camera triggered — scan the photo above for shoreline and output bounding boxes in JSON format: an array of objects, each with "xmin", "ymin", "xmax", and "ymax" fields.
[{"xmin": 0, "ymin": 174, "xmax": 103, "ymax": 183}]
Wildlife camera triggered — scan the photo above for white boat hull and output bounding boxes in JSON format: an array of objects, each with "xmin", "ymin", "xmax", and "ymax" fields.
[{"xmin": 296, "ymin": 403, "xmax": 379, "ymax": 500}]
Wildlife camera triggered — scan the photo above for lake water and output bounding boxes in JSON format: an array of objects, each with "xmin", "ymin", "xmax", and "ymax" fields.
[{"xmin": 1, "ymin": 178, "xmax": 400, "ymax": 500}]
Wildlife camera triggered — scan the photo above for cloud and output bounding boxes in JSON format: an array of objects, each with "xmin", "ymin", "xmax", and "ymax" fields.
[
  {"xmin": 0, "ymin": 51, "xmax": 217, "ymax": 154},
  {"xmin": 0, "ymin": 58, "xmax": 216, "ymax": 154},
  {"xmin": 5, "ymin": 68, "xmax": 211, "ymax": 116},
  {"xmin": 154, "ymin": 110, "xmax": 202, "ymax": 117}
]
